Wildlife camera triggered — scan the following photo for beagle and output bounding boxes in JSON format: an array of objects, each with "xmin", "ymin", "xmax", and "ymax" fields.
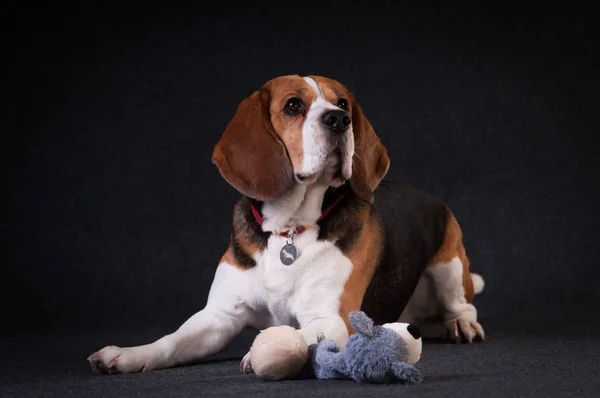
[{"xmin": 88, "ymin": 75, "xmax": 485, "ymax": 375}]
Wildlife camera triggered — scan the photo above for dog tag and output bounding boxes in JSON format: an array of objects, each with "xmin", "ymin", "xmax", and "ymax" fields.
[{"xmin": 280, "ymin": 243, "xmax": 298, "ymax": 265}]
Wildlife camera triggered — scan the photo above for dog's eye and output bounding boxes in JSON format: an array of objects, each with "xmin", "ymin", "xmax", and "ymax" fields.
[
  {"xmin": 284, "ymin": 98, "xmax": 304, "ymax": 116},
  {"xmin": 337, "ymin": 98, "xmax": 348, "ymax": 111}
]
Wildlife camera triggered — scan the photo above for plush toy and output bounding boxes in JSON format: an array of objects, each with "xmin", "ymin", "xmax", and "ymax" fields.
[
  {"xmin": 248, "ymin": 325, "xmax": 308, "ymax": 380},
  {"xmin": 245, "ymin": 311, "xmax": 422, "ymax": 384}
]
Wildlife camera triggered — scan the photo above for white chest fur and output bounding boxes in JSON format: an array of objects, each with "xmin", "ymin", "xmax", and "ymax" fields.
[
  {"xmin": 250, "ymin": 181, "xmax": 353, "ymax": 329},
  {"xmin": 254, "ymin": 228, "xmax": 352, "ymax": 327}
]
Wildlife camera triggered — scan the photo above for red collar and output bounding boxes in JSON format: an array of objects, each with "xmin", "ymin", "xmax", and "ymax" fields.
[{"xmin": 251, "ymin": 194, "xmax": 346, "ymax": 238}]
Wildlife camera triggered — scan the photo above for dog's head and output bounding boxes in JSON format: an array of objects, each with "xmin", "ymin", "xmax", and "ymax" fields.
[{"xmin": 212, "ymin": 75, "xmax": 390, "ymax": 202}]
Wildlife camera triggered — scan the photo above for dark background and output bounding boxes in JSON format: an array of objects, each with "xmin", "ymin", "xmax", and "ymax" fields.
[
  {"xmin": 3, "ymin": 2, "xmax": 600, "ymax": 396},
  {"xmin": 3, "ymin": 0, "xmax": 599, "ymax": 344}
]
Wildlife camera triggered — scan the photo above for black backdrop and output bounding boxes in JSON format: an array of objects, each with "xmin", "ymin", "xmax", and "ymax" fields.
[{"xmin": 3, "ymin": 1, "xmax": 599, "ymax": 337}]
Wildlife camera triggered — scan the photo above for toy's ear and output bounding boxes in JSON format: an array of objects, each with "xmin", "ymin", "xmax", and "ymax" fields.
[{"xmin": 348, "ymin": 311, "xmax": 376, "ymax": 337}]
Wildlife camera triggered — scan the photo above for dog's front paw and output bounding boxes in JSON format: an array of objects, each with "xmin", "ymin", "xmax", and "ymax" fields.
[
  {"xmin": 240, "ymin": 351, "xmax": 253, "ymax": 374},
  {"xmin": 88, "ymin": 345, "xmax": 150, "ymax": 374}
]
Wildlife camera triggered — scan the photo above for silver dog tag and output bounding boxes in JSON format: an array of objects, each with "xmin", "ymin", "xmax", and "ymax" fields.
[{"xmin": 280, "ymin": 243, "xmax": 298, "ymax": 265}]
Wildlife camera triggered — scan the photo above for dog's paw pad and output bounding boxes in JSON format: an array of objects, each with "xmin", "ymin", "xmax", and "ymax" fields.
[{"xmin": 87, "ymin": 346, "xmax": 146, "ymax": 374}]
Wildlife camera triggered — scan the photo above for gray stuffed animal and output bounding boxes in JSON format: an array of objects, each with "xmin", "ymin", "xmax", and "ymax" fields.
[{"xmin": 308, "ymin": 311, "xmax": 422, "ymax": 384}]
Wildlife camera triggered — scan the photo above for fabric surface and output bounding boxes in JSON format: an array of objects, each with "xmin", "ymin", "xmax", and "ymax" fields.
[{"xmin": 2, "ymin": 318, "xmax": 600, "ymax": 397}]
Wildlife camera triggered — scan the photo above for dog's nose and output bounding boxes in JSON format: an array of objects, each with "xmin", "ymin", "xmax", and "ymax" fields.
[
  {"xmin": 321, "ymin": 110, "xmax": 351, "ymax": 134},
  {"xmin": 407, "ymin": 324, "xmax": 421, "ymax": 339}
]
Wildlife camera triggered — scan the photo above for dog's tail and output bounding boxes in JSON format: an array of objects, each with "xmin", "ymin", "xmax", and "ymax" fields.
[{"xmin": 471, "ymin": 273, "xmax": 485, "ymax": 295}]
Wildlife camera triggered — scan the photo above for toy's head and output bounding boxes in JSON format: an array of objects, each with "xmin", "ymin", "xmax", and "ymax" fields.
[
  {"xmin": 348, "ymin": 311, "xmax": 422, "ymax": 364},
  {"xmin": 381, "ymin": 322, "xmax": 422, "ymax": 364},
  {"xmin": 250, "ymin": 325, "xmax": 308, "ymax": 380}
]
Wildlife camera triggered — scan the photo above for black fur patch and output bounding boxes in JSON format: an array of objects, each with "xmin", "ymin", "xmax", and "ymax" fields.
[
  {"xmin": 317, "ymin": 185, "xmax": 370, "ymax": 254},
  {"xmin": 361, "ymin": 180, "xmax": 449, "ymax": 325},
  {"xmin": 240, "ymin": 198, "xmax": 271, "ymax": 249},
  {"xmin": 230, "ymin": 232, "xmax": 257, "ymax": 268},
  {"xmin": 229, "ymin": 198, "xmax": 272, "ymax": 268}
]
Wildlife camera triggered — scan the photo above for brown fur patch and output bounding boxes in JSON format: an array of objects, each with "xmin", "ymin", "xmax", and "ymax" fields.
[
  {"xmin": 219, "ymin": 243, "xmax": 261, "ymax": 271},
  {"xmin": 338, "ymin": 208, "xmax": 383, "ymax": 334},
  {"xmin": 428, "ymin": 211, "xmax": 474, "ymax": 303},
  {"xmin": 233, "ymin": 232, "xmax": 263, "ymax": 267},
  {"xmin": 220, "ymin": 248, "xmax": 235, "ymax": 266},
  {"xmin": 227, "ymin": 199, "xmax": 270, "ymax": 269},
  {"xmin": 267, "ymin": 76, "xmax": 315, "ymax": 170},
  {"xmin": 218, "ymin": 198, "xmax": 271, "ymax": 271},
  {"xmin": 309, "ymin": 76, "xmax": 350, "ymax": 105}
]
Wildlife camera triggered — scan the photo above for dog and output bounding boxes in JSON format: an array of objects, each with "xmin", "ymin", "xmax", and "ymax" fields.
[{"xmin": 88, "ymin": 75, "xmax": 485, "ymax": 374}]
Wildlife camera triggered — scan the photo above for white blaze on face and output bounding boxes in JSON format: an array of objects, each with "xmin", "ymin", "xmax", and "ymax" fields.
[
  {"xmin": 339, "ymin": 117, "xmax": 354, "ymax": 183},
  {"xmin": 299, "ymin": 77, "xmax": 344, "ymax": 182}
]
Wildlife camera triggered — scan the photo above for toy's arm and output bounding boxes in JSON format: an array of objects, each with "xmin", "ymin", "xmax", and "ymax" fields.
[
  {"xmin": 317, "ymin": 338, "xmax": 340, "ymax": 354},
  {"xmin": 312, "ymin": 339, "xmax": 348, "ymax": 380},
  {"xmin": 390, "ymin": 362, "xmax": 421, "ymax": 384}
]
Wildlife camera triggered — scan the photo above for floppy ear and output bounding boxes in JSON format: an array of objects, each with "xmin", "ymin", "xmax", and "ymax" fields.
[
  {"xmin": 212, "ymin": 88, "xmax": 294, "ymax": 201},
  {"xmin": 350, "ymin": 101, "xmax": 390, "ymax": 202}
]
